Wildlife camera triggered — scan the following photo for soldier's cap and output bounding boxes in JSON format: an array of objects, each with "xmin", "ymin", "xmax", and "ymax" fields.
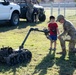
[{"xmin": 56, "ymin": 15, "xmax": 64, "ymax": 22}]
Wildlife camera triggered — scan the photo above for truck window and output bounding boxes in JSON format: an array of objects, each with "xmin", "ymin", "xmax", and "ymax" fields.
[{"xmin": 0, "ymin": 0, "xmax": 4, "ymax": 2}]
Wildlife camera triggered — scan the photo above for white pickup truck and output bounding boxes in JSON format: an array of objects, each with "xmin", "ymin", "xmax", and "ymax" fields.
[{"xmin": 0, "ymin": 0, "xmax": 20, "ymax": 26}]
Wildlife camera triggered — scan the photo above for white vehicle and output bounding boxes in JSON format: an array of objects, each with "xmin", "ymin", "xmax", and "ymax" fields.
[{"xmin": 0, "ymin": 0, "xmax": 20, "ymax": 26}]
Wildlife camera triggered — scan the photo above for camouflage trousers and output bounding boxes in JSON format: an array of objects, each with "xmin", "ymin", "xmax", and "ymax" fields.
[
  {"xmin": 26, "ymin": 10, "xmax": 33, "ymax": 22},
  {"xmin": 59, "ymin": 35, "xmax": 76, "ymax": 51}
]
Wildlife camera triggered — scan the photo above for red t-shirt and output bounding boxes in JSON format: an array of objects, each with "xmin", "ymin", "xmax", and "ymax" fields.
[{"xmin": 48, "ymin": 22, "xmax": 58, "ymax": 35}]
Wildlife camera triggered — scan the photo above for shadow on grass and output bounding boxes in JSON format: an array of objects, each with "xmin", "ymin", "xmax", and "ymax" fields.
[
  {"xmin": 32, "ymin": 50, "xmax": 76, "ymax": 75},
  {"xmin": 17, "ymin": 21, "xmax": 42, "ymax": 29},
  {"xmin": 32, "ymin": 50, "xmax": 55, "ymax": 75},
  {"xmin": 56, "ymin": 52, "xmax": 76, "ymax": 75},
  {"xmin": 0, "ymin": 62, "xmax": 29, "ymax": 75},
  {"xmin": 0, "ymin": 21, "xmax": 42, "ymax": 32}
]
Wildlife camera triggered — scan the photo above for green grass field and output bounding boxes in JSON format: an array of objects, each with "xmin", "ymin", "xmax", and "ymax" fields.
[{"xmin": 0, "ymin": 10, "xmax": 76, "ymax": 75}]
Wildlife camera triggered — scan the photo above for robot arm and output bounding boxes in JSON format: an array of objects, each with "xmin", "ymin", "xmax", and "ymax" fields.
[{"xmin": 19, "ymin": 28, "xmax": 50, "ymax": 50}]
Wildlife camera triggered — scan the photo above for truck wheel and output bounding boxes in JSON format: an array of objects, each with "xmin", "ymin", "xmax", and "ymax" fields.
[
  {"xmin": 38, "ymin": 14, "xmax": 46, "ymax": 22},
  {"xmin": 10, "ymin": 13, "xmax": 19, "ymax": 26}
]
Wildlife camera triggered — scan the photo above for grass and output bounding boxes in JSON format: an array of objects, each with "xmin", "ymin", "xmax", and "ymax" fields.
[{"xmin": 0, "ymin": 9, "xmax": 76, "ymax": 75}]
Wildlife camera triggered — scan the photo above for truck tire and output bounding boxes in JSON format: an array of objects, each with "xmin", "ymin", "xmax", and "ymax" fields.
[
  {"xmin": 10, "ymin": 13, "xmax": 19, "ymax": 26},
  {"xmin": 38, "ymin": 14, "xmax": 46, "ymax": 22}
]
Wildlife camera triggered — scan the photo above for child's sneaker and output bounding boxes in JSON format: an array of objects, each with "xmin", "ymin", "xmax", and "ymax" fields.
[
  {"xmin": 49, "ymin": 48, "xmax": 52, "ymax": 50},
  {"xmin": 53, "ymin": 48, "xmax": 56, "ymax": 51}
]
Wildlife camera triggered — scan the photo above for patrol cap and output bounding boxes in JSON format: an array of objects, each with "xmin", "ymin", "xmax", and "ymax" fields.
[{"xmin": 56, "ymin": 15, "xmax": 64, "ymax": 22}]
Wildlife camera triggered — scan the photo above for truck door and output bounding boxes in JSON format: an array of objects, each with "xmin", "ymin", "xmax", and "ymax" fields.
[{"xmin": 0, "ymin": 0, "xmax": 10, "ymax": 20}]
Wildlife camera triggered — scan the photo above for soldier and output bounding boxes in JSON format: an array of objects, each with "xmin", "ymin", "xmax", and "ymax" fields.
[
  {"xmin": 26, "ymin": 0, "xmax": 34, "ymax": 22},
  {"xmin": 56, "ymin": 15, "xmax": 76, "ymax": 54}
]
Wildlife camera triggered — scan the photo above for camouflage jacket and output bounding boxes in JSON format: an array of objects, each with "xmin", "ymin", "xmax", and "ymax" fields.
[
  {"xmin": 26, "ymin": 2, "xmax": 34, "ymax": 12},
  {"xmin": 59, "ymin": 20, "xmax": 76, "ymax": 38}
]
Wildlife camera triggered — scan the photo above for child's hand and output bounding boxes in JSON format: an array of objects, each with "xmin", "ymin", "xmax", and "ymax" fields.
[{"xmin": 58, "ymin": 36, "xmax": 61, "ymax": 39}]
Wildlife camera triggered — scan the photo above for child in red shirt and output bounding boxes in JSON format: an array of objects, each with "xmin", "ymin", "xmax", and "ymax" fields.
[{"xmin": 48, "ymin": 16, "xmax": 59, "ymax": 50}]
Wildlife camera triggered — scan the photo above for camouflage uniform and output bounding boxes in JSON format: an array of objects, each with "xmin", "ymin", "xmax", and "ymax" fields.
[
  {"xmin": 26, "ymin": 0, "xmax": 34, "ymax": 22},
  {"xmin": 57, "ymin": 15, "xmax": 76, "ymax": 52}
]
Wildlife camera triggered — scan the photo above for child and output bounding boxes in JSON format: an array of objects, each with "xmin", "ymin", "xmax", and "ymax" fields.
[{"xmin": 48, "ymin": 16, "xmax": 59, "ymax": 50}]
